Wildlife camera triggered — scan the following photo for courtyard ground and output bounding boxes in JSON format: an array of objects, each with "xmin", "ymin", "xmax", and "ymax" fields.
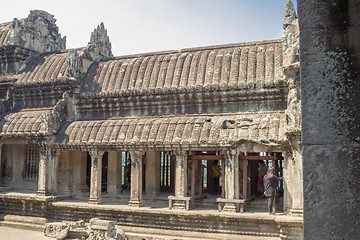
[{"xmin": 0, "ymin": 226, "xmax": 52, "ymax": 240}]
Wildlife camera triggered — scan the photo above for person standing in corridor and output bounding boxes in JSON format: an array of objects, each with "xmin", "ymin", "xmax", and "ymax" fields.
[{"xmin": 264, "ymin": 167, "xmax": 283, "ymax": 215}]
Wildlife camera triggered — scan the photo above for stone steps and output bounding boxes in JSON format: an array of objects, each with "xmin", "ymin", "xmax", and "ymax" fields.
[
  {"xmin": 0, "ymin": 195, "xmax": 303, "ymax": 239},
  {"xmin": 246, "ymin": 198, "xmax": 284, "ymax": 212},
  {"xmin": 0, "ymin": 214, "xmax": 46, "ymax": 232}
]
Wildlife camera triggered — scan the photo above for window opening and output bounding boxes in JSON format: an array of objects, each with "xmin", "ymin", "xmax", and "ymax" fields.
[
  {"xmin": 160, "ymin": 152, "xmax": 171, "ymax": 189},
  {"xmin": 202, "ymin": 160, "xmax": 207, "ymax": 188},
  {"xmin": 22, "ymin": 144, "xmax": 39, "ymax": 180}
]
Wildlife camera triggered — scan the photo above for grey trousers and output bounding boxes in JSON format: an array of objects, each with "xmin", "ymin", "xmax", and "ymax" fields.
[{"xmin": 267, "ymin": 196, "xmax": 275, "ymax": 213}]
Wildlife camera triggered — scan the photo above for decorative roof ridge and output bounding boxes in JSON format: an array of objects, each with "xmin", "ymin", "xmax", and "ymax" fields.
[
  {"xmin": 109, "ymin": 39, "xmax": 281, "ymax": 61},
  {"xmin": 78, "ymin": 84, "xmax": 287, "ymax": 99},
  {"xmin": 27, "ymin": 49, "xmax": 69, "ymax": 57},
  {"xmin": 112, "ymin": 50, "xmax": 180, "ymax": 60},
  {"xmin": 14, "ymin": 76, "xmax": 80, "ymax": 87},
  {"xmin": 181, "ymin": 39, "xmax": 282, "ymax": 53},
  {"xmin": 73, "ymin": 110, "xmax": 286, "ymax": 122},
  {"xmin": 113, "ymin": 111, "xmax": 285, "ymax": 119},
  {"xmin": 19, "ymin": 107, "xmax": 53, "ymax": 112}
]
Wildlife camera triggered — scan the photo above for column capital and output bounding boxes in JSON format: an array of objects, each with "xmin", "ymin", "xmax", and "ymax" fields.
[
  {"xmin": 128, "ymin": 150, "xmax": 144, "ymax": 207},
  {"xmin": 221, "ymin": 148, "xmax": 238, "ymax": 158},
  {"xmin": 172, "ymin": 150, "xmax": 188, "ymax": 156},
  {"xmin": 129, "ymin": 150, "xmax": 145, "ymax": 160},
  {"xmin": 38, "ymin": 142, "xmax": 51, "ymax": 156},
  {"xmin": 89, "ymin": 150, "xmax": 105, "ymax": 158},
  {"xmin": 54, "ymin": 150, "xmax": 61, "ymax": 157}
]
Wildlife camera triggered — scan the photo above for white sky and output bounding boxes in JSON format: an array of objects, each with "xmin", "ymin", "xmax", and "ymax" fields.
[{"xmin": 0, "ymin": 0, "xmax": 298, "ymax": 56}]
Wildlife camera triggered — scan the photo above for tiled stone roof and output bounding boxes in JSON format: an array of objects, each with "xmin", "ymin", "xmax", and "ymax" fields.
[
  {"xmin": 0, "ymin": 21, "xmax": 13, "ymax": 47},
  {"xmin": 0, "ymin": 109, "xmax": 46, "ymax": 137},
  {"xmin": 54, "ymin": 112, "xmax": 286, "ymax": 149},
  {"xmin": 16, "ymin": 52, "xmax": 69, "ymax": 85},
  {"xmin": 82, "ymin": 40, "xmax": 284, "ymax": 95}
]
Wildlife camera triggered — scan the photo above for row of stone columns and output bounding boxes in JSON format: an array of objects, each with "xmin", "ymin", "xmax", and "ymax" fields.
[
  {"xmin": 36, "ymin": 148, "xmax": 241, "ymax": 209},
  {"xmin": 36, "ymin": 148, "xmax": 299, "ymax": 213},
  {"xmin": 36, "ymin": 147, "xmax": 147, "ymax": 207}
]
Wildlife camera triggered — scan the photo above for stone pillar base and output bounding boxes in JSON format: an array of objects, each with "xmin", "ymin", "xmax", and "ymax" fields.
[
  {"xmin": 36, "ymin": 190, "xmax": 46, "ymax": 196},
  {"xmin": 37, "ymin": 190, "xmax": 57, "ymax": 196},
  {"xmin": 88, "ymin": 198, "xmax": 101, "ymax": 205},
  {"xmin": 128, "ymin": 200, "xmax": 143, "ymax": 207},
  {"xmin": 222, "ymin": 203, "xmax": 237, "ymax": 212},
  {"xmin": 289, "ymin": 208, "xmax": 303, "ymax": 216},
  {"xmin": 173, "ymin": 201, "xmax": 186, "ymax": 210}
]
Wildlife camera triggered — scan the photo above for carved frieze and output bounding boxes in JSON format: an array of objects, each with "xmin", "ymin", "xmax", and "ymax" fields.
[
  {"xmin": 67, "ymin": 49, "xmax": 83, "ymax": 79},
  {"xmin": 44, "ymin": 218, "xmax": 128, "ymax": 240},
  {"xmin": 282, "ymin": 0, "xmax": 301, "ymax": 138}
]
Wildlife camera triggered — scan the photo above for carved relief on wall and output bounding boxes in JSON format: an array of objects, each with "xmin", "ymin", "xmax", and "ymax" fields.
[{"xmin": 282, "ymin": 0, "xmax": 301, "ymax": 137}]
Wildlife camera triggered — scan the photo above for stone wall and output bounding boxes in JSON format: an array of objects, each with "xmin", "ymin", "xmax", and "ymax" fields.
[
  {"xmin": 0, "ymin": 143, "xmax": 38, "ymax": 191},
  {"xmin": 299, "ymin": 0, "xmax": 360, "ymax": 239}
]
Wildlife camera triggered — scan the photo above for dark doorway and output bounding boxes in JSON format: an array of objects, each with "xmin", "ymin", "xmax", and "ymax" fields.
[
  {"xmin": 102, "ymin": 152, "xmax": 108, "ymax": 192},
  {"xmin": 86, "ymin": 153, "xmax": 91, "ymax": 188}
]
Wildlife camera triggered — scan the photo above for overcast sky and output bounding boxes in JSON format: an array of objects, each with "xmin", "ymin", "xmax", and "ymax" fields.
[{"xmin": 1, "ymin": 0, "xmax": 298, "ymax": 56}]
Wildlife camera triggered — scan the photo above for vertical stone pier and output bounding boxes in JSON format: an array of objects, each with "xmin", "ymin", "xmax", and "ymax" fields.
[
  {"xmin": 128, "ymin": 151, "xmax": 145, "ymax": 207},
  {"xmin": 299, "ymin": 0, "xmax": 360, "ymax": 238},
  {"xmin": 37, "ymin": 144, "xmax": 59, "ymax": 196},
  {"xmin": 88, "ymin": 151, "xmax": 104, "ymax": 204},
  {"xmin": 222, "ymin": 149, "xmax": 239, "ymax": 212},
  {"xmin": 173, "ymin": 151, "xmax": 188, "ymax": 209}
]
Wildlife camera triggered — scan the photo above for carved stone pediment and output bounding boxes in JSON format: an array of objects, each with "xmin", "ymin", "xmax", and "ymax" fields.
[
  {"xmin": 12, "ymin": 10, "xmax": 66, "ymax": 53},
  {"xmin": 282, "ymin": 0, "xmax": 299, "ymax": 68},
  {"xmin": 82, "ymin": 22, "xmax": 113, "ymax": 62},
  {"xmin": 39, "ymin": 92, "xmax": 69, "ymax": 135}
]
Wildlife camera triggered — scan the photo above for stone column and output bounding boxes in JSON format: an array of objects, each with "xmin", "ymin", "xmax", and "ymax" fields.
[
  {"xmin": 145, "ymin": 151, "xmax": 161, "ymax": 197},
  {"xmin": 242, "ymin": 158, "xmax": 248, "ymax": 198},
  {"xmin": 299, "ymin": 0, "xmax": 360, "ymax": 238},
  {"xmin": 37, "ymin": 145, "xmax": 48, "ymax": 196},
  {"xmin": 48, "ymin": 150, "xmax": 60, "ymax": 195},
  {"xmin": 284, "ymin": 137, "xmax": 303, "ymax": 215},
  {"xmin": 37, "ymin": 145, "xmax": 60, "ymax": 196},
  {"xmin": 88, "ymin": 150, "xmax": 104, "ymax": 204},
  {"xmin": 128, "ymin": 151, "xmax": 145, "ymax": 207},
  {"xmin": 107, "ymin": 151, "xmax": 122, "ymax": 198},
  {"xmin": 222, "ymin": 149, "xmax": 239, "ymax": 212},
  {"xmin": 173, "ymin": 151, "xmax": 188, "ymax": 209},
  {"xmin": 58, "ymin": 151, "xmax": 71, "ymax": 196}
]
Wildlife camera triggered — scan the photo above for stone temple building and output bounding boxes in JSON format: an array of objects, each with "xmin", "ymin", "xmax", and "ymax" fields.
[{"xmin": 0, "ymin": 2, "xmax": 303, "ymax": 239}]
